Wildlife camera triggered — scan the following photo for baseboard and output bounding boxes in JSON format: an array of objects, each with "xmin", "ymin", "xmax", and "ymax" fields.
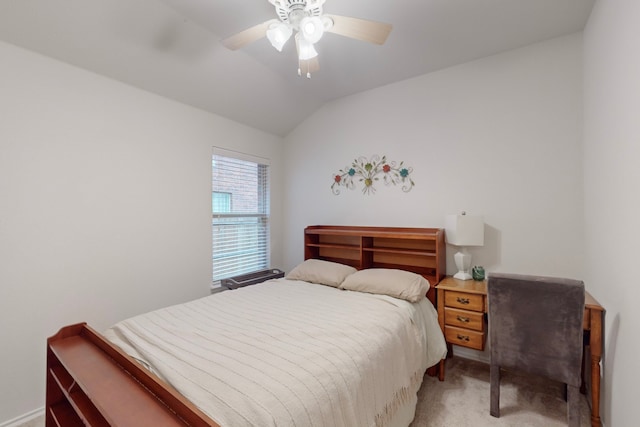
[
  {"xmin": 0, "ymin": 407, "xmax": 44, "ymax": 427},
  {"xmin": 209, "ymin": 284, "xmax": 227, "ymax": 294},
  {"xmin": 451, "ymin": 345, "xmax": 490, "ymax": 364}
]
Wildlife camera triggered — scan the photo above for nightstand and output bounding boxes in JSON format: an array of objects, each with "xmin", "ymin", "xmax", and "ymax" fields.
[{"xmin": 436, "ymin": 276, "xmax": 487, "ymax": 380}]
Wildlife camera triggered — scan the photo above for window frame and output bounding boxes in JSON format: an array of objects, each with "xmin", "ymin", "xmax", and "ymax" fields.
[{"xmin": 211, "ymin": 147, "xmax": 271, "ymax": 287}]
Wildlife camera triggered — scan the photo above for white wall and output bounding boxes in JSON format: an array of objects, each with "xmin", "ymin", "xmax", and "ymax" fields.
[
  {"xmin": 0, "ymin": 40, "xmax": 283, "ymax": 423},
  {"xmin": 583, "ymin": 1, "xmax": 640, "ymax": 426},
  {"xmin": 283, "ymin": 34, "xmax": 584, "ymax": 286},
  {"xmin": 4, "ymin": 18, "xmax": 622, "ymax": 424}
]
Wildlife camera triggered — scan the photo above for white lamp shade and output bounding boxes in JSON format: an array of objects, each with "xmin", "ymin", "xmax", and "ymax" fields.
[
  {"xmin": 296, "ymin": 35, "xmax": 318, "ymax": 60},
  {"xmin": 299, "ymin": 16, "xmax": 324, "ymax": 44},
  {"xmin": 445, "ymin": 214, "xmax": 484, "ymax": 246},
  {"xmin": 266, "ymin": 23, "xmax": 293, "ymax": 52}
]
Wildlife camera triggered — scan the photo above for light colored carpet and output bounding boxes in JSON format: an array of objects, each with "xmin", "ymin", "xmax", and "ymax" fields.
[
  {"xmin": 411, "ymin": 356, "xmax": 592, "ymax": 426},
  {"xmin": 21, "ymin": 357, "xmax": 591, "ymax": 427}
]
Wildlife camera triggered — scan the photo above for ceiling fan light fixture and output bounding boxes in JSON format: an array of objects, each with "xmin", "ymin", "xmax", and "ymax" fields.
[
  {"xmin": 266, "ymin": 22, "xmax": 293, "ymax": 51},
  {"xmin": 226, "ymin": 0, "xmax": 392, "ymax": 77},
  {"xmin": 299, "ymin": 16, "xmax": 324, "ymax": 43},
  {"xmin": 321, "ymin": 15, "xmax": 334, "ymax": 31},
  {"xmin": 296, "ymin": 34, "xmax": 318, "ymax": 60}
]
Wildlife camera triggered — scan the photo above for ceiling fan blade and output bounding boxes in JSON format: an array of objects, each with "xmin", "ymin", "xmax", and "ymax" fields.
[
  {"xmin": 325, "ymin": 14, "xmax": 392, "ymax": 45},
  {"xmin": 221, "ymin": 20, "xmax": 274, "ymax": 50}
]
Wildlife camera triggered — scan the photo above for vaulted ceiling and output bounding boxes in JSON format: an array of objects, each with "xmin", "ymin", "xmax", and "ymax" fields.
[{"xmin": 0, "ymin": 0, "xmax": 595, "ymax": 136}]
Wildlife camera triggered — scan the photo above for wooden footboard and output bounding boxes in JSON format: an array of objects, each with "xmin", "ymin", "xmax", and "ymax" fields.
[
  {"xmin": 46, "ymin": 323, "xmax": 219, "ymax": 427},
  {"xmin": 47, "ymin": 321, "xmax": 444, "ymax": 426}
]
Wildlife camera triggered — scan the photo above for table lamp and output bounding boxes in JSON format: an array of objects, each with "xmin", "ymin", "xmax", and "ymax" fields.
[{"xmin": 445, "ymin": 212, "xmax": 485, "ymax": 280}]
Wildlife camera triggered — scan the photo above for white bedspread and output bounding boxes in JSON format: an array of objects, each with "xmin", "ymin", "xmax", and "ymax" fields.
[{"xmin": 104, "ymin": 279, "xmax": 446, "ymax": 427}]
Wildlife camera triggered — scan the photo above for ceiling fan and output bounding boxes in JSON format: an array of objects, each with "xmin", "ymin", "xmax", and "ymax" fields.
[{"xmin": 221, "ymin": 0, "xmax": 392, "ymax": 78}]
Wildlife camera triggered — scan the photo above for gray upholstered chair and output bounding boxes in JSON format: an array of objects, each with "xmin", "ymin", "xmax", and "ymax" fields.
[{"xmin": 488, "ymin": 273, "xmax": 585, "ymax": 426}]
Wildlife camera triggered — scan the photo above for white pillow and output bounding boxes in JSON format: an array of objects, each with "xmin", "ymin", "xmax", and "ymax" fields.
[
  {"xmin": 339, "ymin": 268, "xmax": 430, "ymax": 302},
  {"xmin": 286, "ymin": 259, "xmax": 357, "ymax": 288}
]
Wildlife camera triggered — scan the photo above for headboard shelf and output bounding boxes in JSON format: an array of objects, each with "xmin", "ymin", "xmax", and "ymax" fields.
[
  {"xmin": 362, "ymin": 247, "xmax": 437, "ymax": 256},
  {"xmin": 305, "ymin": 242, "xmax": 360, "ymax": 250},
  {"xmin": 305, "ymin": 225, "xmax": 446, "ymax": 302},
  {"xmin": 305, "ymin": 225, "xmax": 440, "ymax": 239}
]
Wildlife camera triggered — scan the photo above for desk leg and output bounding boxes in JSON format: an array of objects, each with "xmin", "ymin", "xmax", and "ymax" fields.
[
  {"xmin": 589, "ymin": 308, "xmax": 603, "ymax": 427},
  {"xmin": 437, "ymin": 288, "xmax": 446, "ymax": 381}
]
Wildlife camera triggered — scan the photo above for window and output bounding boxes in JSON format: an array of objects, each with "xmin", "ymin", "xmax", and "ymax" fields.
[
  {"xmin": 212, "ymin": 192, "xmax": 231, "ymax": 213},
  {"xmin": 212, "ymin": 148, "xmax": 270, "ymax": 284}
]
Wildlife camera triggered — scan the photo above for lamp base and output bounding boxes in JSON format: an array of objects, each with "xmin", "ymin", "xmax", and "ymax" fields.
[
  {"xmin": 453, "ymin": 248, "xmax": 473, "ymax": 281},
  {"xmin": 453, "ymin": 271, "xmax": 473, "ymax": 280}
]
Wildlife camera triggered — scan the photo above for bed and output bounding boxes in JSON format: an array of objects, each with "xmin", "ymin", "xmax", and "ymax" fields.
[{"xmin": 45, "ymin": 226, "xmax": 447, "ymax": 427}]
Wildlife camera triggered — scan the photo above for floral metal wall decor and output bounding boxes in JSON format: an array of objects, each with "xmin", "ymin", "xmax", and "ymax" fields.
[{"xmin": 331, "ymin": 155, "xmax": 414, "ymax": 195}]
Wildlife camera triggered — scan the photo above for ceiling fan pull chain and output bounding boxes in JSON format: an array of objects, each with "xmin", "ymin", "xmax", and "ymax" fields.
[{"xmin": 297, "ymin": 67, "xmax": 311, "ymax": 79}]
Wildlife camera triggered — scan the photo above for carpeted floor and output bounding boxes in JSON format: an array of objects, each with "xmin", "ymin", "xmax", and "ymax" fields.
[
  {"xmin": 411, "ymin": 357, "xmax": 592, "ymax": 426},
  {"xmin": 21, "ymin": 357, "xmax": 591, "ymax": 427}
]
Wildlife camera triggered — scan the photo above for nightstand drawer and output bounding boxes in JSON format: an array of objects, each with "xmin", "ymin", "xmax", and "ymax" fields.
[
  {"xmin": 444, "ymin": 307, "xmax": 484, "ymax": 332},
  {"xmin": 444, "ymin": 291, "xmax": 484, "ymax": 311},
  {"xmin": 444, "ymin": 326, "xmax": 485, "ymax": 350}
]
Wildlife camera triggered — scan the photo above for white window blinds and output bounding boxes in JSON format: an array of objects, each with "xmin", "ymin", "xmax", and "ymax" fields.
[{"xmin": 212, "ymin": 149, "xmax": 270, "ymax": 283}]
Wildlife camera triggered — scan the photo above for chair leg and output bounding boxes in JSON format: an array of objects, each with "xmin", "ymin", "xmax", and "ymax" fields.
[
  {"xmin": 490, "ymin": 363, "xmax": 500, "ymax": 418},
  {"xmin": 567, "ymin": 384, "xmax": 580, "ymax": 427}
]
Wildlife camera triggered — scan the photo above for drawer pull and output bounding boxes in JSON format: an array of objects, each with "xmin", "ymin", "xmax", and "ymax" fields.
[
  {"xmin": 456, "ymin": 334, "xmax": 470, "ymax": 342},
  {"xmin": 456, "ymin": 315, "xmax": 470, "ymax": 323},
  {"xmin": 456, "ymin": 297, "xmax": 470, "ymax": 305}
]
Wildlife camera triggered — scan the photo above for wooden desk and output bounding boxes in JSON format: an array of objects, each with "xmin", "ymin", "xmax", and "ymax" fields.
[
  {"xmin": 435, "ymin": 278, "xmax": 605, "ymax": 427},
  {"xmin": 584, "ymin": 292, "xmax": 605, "ymax": 427}
]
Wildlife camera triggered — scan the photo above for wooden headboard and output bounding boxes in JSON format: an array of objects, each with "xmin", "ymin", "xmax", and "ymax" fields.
[{"xmin": 304, "ymin": 225, "xmax": 446, "ymax": 305}]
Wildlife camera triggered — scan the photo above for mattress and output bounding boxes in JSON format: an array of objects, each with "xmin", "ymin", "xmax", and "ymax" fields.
[{"xmin": 104, "ymin": 278, "xmax": 447, "ymax": 427}]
